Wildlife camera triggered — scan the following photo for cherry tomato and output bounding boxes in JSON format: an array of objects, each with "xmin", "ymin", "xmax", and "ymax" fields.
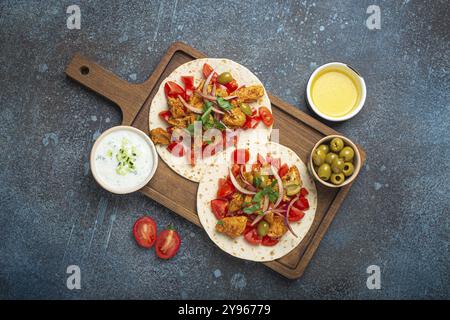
[
  {"xmin": 294, "ymin": 197, "xmax": 310, "ymax": 211},
  {"xmin": 243, "ymin": 113, "xmax": 261, "ymax": 129},
  {"xmin": 155, "ymin": 227, "xmax": 181, "ymax": 260},
  {"xmin": 262, "ymin": 236, "xmax": 279, "ymax": 246},
  {"xmin": 202, "ymin": 63, "xmax": 218, "ymax": 83},
  {"xmin": 232, "ymin": 149, "xmax": 250, "ymax": 164},
  {"xmin": 300, "ymin": 187, "xmax": 309, "ymax": 197},
  {"xmin": 244, "ymin": 228, "xmax": 262, "ymax": 245},
  {"xmin": 132, "ymin": 216, "xmax": 157, "ymax": 248},
  {"xmin": 288, "ymin": 206, "xmax": 305, "ymax": 222},
  {"xmin": 225, "ymin": 79, "xmax": 239, "ymax": 94},
  {"xmin": 217, "ymin": 178, "xmax": 235, "ymax": 198},
  {"xmin": 211, "ymin": 199, "xmax": 228, "ymax": 220},
  {"xmin": 164, "ymin": 81, "xmax": 185, "ymax": 99},
  {"xmin": 159, "ymin": 110, "xmax": 171, "ymax": 122},
  {"xmin": 278, "ymin": 163, "xmax": 289, "ymax": 178},
  {"xmin": 259, "ymin": 107, "xmax": 273, "ymax": 127},
  {"xmin": 167, "ymin": 141, "xmax": 185, "ymax": 157},
  {"xmin": 181, "ymin": 76, "xmax": 194, "ymax": 98}
]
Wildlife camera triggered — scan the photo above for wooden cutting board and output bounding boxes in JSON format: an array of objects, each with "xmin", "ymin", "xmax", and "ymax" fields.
[{"xmin": 65, "ymin": 42, "xmax": 366, "ymax": 279}]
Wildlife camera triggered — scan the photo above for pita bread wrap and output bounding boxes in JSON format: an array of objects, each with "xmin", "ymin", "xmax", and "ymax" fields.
[
  {"xmin": 197, "ymin": 141, "xmax": 317, "ymax": 262},
  {"xmin": 149, "ymin": 58, "xmax": 272, "ymax": 182}
]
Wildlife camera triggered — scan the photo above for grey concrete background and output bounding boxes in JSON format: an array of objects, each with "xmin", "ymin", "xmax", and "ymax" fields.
[{"xmin": 0, "ymin": 0, "xmax": 449, "ymax": 299}]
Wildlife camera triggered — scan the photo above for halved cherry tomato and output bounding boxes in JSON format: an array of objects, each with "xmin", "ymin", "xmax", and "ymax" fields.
[
  {"xmin": 243, "ymin": 113, "xmax": 261, "ymax": 129},
  {"xmin": 164, "ymin": 81, "xmax": 185, "ymax": 99},
  {"xmin": 259, "ymin": 107, "xmax": 273, "ymax": 127},
  {"xmin": 211, "ymin": 199, "xmax": 228, "ymax": 220},
  {"xmin": 262, "ymin": 236, "xmax": 279, "ymax": 246},
  {"xmin": 225, "ymin": 79, "xmax": 239, "ymax": 94},
  {"xmin": 288, "ymin": 207, "xmax": 305, "ymax": 222},
  {"xmin": 217, "ymin": 178, "xmax": 235, "ymax": 198},
  {"xmin": 202, "ymin": 63, "xmax": 218, "ymax": 83},
  {"xmin": 181, "ymin": 76, "xmax": 194, "ymax": 98},
  {"xmin": 278, "ymin": 163, "xmax": 289, "ymax": 178},
  {"xmin": 232, "ymin": 149, "xmax": 250, "ymax": 164},
  {"xmin": 244, "ymin": 228, "xmax": 262, "ymax": 245},
  {"xmin": 300, "ymin": 187, "xmax": 309, "ymax": 197},
  {"xmin": 159, "ymin": 110, "xmax": 171, "ymax": 122},
  {"xmin": 231, "ymin": 164, "xmax": 240, "ymax": 177},
  {"xmin": 167, "ymin": 141, "xmax": 185, "ymax": 157},
  {"xmin": 132, "ymin": 216, "xmax": 157, "ymax": 248},
  {"xmin": 155, "ymin": 226, "xmax": 181, "ymax": 260},
  {"xmin": 294, "ymin": 197, "xmax": 310, "ymax": 211}
]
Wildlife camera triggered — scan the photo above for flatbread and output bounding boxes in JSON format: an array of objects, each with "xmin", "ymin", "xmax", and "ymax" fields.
[
  {"xmin": 149, "ymin": 58, "xmax": 272, "ymax": 182},
  {"xmin": 197, "ymin": 141, "xmax": 317, "ymax": 262}
]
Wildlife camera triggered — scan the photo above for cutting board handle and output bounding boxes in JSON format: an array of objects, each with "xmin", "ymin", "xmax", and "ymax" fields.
[{"xmin": 65, "ymin": 53, "xmax": 149, "ymax": 125}]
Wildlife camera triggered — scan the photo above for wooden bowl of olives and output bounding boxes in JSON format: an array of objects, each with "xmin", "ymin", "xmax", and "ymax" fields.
[{"xmin": 309, "ymin": 135, "xmax": 361, "ymax": 188}]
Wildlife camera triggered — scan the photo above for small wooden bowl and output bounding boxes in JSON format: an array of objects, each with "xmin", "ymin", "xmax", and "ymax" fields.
[{"xmin": 308, "ymin": 135, "xmax": 361, "ymax": 188}]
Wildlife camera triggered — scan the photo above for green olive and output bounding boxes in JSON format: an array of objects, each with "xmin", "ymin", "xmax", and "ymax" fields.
[
  {"xmin": 312, "ymin": 149, "xmax": 326, "ymax": 166},
  {"xmin": 257, "ymin": 221, "xmax": 270, "ymax": 237},
  {"xmin": 325, "ymin": 152, "xmax": 338, "ymax": 165},
  {"xmin": 330, "ymin": 173, "xmax": 345, "ymax": 185},
  {"xmin": 330, "ymin": 137, "xmax": 344, "ymax": 152},
  {"xmin": 339, "ymin": 146, "xmax": 355, "ymax": 162},
  {"xmin": 317, "ymin": 163, "xmax": 331, "ymax": 181},
  {"xmin": 317, "ymin": 144, "xmax": 329, "ymax": 154},
  {"xmin": 218, "ymin": 72, "xmax": 233, "ymax": 85},
  {"xmin": 331, "ymin": 158, "xmax": 345, "ymax": 174},
  {"xmin": 343, "ymin": 162, "xmax": 355, "ymax": 177},
  {"xmin": 239, "ymin": 103, "xmax": 252, "ymax": 116}
]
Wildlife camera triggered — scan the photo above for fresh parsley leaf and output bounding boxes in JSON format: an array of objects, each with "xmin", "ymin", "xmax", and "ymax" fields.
[
  {"xmin": 243, "ymin": 204, "xmax": 260, "ymax": 215},
  {"xmin": 186, "ymin": 123, "xmax": 195, "ymax": 135},
  {"xmin": 213, "ymin": 118, "xmax": 225, "ymax": 130},
  {"xmin": 254, "ymin": 176, "xmax": 262, "ymax": 188},
  {"xmin": 216, "ymin": 97, "xmax": 233, "ymax": 111}
]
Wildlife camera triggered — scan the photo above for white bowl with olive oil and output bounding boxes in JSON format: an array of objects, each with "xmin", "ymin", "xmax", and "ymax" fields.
[
  {"xmin": 90, "ymin": 126, "xmax": 158, "ymax": 194},
  {"xmin": 306, "ymin": 62, "xmax": 366, "ymax": 122}
]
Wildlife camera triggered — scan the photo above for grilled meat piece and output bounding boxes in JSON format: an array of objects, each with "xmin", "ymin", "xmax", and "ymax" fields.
[
  {"xmin": 267, "ymin": 215, "xmax": 287, "ymax": 239},
  {"xmin": 215, "ymin": 216, "xmax": 248, "ymax": 238},
  {"xmin": 167, "ymin": 97, "xmax": 186, "ymax": 118},
  {"xmin": 150, "ymin": 128, "xmax": 171, "ymax": 145},
  {"xmin": 235, "ymin": 85, "xmax": 264, "ymax": 102},
  {"xmin": 222, "ymin": 107, "xmax": 246, "ymax": 128}
]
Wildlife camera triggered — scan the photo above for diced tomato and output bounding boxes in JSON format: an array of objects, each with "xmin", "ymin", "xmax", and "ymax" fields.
[
  {"xmin": 300, "ymin": 187, "xmax": 309, "ymax": 197},
  {"xmin": 257, "ymin": 153, "xmax": 266, "ymax": 165},
  {"xmin": 164, "ymin": 81, "xmax": 185, "ymax": 99},
  {"xmin": 288, "ymin": 206, "xmax": 305, "ymax": 222},
  {"xmin": 167, "ymin": 141, "xmax": 185, "ymax": 157},
  {"xmin": 262, "ymin": 236, "xmax": 279, "ymax": 246},
  {"xmin": 181, "ymin": 76, "xmax": 194, "ymax": 98},
  {"xmin": 211, "ymin": 199, "xmax": 228, "ymax": 220},
  {"xmin": 217, "ymin": 178, "xmax": 235, "ymax": 198},
  {"xmin": 231, "ymin": 164, "xmax": 240, "ymax": 177},
  {"xmin": 278, "ymin": 163, "xmax": 289, "ymax": 178},
  {"xmin": 259, "ymin": 107, "xmax": 273, "ymax": 127},
  {"xmin": 155, "ymin": 227, "xmax": 181, "ymax": 260},
  {"xmin": 294, "ymin": 197, "xmax": 310, "ymax": 211},
  {"xmin": 243, "ymin": 112, "xmax": 261, "ymax": 129},
  {"xmin": 244, "ymin": 228, "xmax": 262, "ymax": 245},
  {"xmin": 159, "ymin": 110, "xmax": 171, "ymax": 122},
  {"xmin": 232, "ymin": 149, "xmax": 250, "ymax": 164},
  {"xmin": 225, "ymin": 79, "xmax": 239, "ymax": 94},
  {"xmin": 202, "ymin": 63, "xmax": 218, "ymax": 83}
]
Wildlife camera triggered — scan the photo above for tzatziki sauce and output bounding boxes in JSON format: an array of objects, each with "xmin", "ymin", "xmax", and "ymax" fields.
[{"xmin": 91, "ymin": 127, "xmax": 156, "ymax": 193}]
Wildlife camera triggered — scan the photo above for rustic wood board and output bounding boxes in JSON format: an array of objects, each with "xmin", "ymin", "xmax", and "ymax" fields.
[{"xmin": 65, "ymin": 42, "xmax": 366, "ymax": 279}]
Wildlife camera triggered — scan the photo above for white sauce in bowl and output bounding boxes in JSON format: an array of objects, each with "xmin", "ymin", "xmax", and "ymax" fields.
[{"xmin": 90, "ymin": 126, "xmax": 157, "ymax": 194}]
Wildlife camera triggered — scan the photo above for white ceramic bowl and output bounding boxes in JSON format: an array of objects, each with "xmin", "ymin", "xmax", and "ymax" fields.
[
  {"xmin": 90, "ymin": 126, "xmax": 158, "ymax": 194},
  {"xmin": 306, "ymin": 62, "xmax": 366, "ymax": 122}
]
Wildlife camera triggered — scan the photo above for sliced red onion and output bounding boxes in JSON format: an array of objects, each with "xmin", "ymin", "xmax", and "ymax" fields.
[
  {"xmin": 236, "ymin": 84, "xmax": 245, "ymax": 91},
  {"xmin": 203, "ymin": 68, "xmax": 215, "ymax": 96},
  {"xmin": 211, "ymin": 84, "xmax": 216, "ymax": 96},
  {"xmin": 271, "ymin": 165, "xmax": 284, "ymax": 208},
  {"xmin": 178, "ymin": 95, "xmax": 203, "ymax": 114},
  {"xmin": 223, "ymin": 95, "xmax": 238, "ymax": 100},
  {"xmin": 285, "ymin": 195, "xmax": 300, "ymax": 237},
  {"xmin": 196, "ymin": 89, "xmax": 217, "ymax": 101},
  {"xmin": 211, "ymin": 106, "xmax": 225, "ymax": 114},
  {"xmin": 220, "ymin": 121, "xmax": 230, "ymax": 130},
  {"xmin": 251, "ymin": 213, "xmax": 266, "ymax": 226},
  {"xmin": 239, "ymin": 165, "xmax": 257, "ymax": 192},
  {"xmin": 229, "ymin": 167, "xmax": 256, "ymax": 195}
]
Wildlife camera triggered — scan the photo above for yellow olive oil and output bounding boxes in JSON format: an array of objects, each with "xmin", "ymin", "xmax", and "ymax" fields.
[{"xmin": 310, "ymin": 68, "xmax": 361, "ymax": 118}]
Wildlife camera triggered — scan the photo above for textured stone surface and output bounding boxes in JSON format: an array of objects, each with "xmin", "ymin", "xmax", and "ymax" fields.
[{"xmin": 0, "ymin": 0, "xmax": 448, "ymax": 299}]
